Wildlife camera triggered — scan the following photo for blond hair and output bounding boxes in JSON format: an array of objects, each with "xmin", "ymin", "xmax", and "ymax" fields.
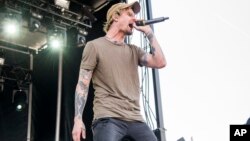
[{"xmin": 103, "ymin": 2, "xmax": 141, "ymax": 33}]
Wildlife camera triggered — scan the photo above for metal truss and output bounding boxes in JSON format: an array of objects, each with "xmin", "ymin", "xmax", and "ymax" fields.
[
  {"xmin": 1, "ymin": 0, "xmax": 96, "ymax": 30},
  {"xmin": 0, "ymin": 64, "xmax": 31, "ymax": 89}
]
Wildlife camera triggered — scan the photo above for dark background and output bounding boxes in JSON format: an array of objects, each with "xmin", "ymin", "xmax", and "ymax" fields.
[{"xmin": 0, "ymin": 0, "xmax": 122, "ymax": 141}]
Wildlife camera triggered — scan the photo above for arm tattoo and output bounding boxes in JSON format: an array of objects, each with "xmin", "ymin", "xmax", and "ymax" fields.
[
  {"xmin": 140, "ymin": 53, "xmax": 148, "ymax": 66},
  {"xmin": 74, "ymin": 69, "xmax": 92, "ymax": 120},
  {"xmin": 146, "ymin": 32, "xmax": 154, "ymax": 41},
  {"xmin": 146, "ymin": 32, "xmax": 156, "ymax": 56},
  {"xmin": 150, "ymin": 47, "xmax": 156, "ymax": 56}
]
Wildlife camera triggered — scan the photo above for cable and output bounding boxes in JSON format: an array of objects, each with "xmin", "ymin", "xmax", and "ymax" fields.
[{"xmin": 127, "ymin": 0, "xmax": 158, "ymax": 130}]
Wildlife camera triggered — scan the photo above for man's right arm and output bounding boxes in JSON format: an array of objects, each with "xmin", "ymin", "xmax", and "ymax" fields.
[{"xmin": 72, "ymin": 68, "xmax": 93, "ymax": 141}]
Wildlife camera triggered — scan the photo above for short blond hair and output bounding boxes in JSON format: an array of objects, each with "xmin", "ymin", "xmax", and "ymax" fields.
[{"xmin": 103, "ymin": 1, "xmax": 140, "ymax": 33}]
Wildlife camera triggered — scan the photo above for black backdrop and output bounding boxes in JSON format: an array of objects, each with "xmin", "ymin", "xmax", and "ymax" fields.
[
  {"xmin": 0, "ymin": 1, "xmax": 114, "ymax": 140},
  {"xmin": 31, "ymin": 3, "xmax": 108, "ymax": 140}
]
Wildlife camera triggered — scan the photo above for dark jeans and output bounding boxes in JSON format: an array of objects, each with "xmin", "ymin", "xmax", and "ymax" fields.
[{"xmin": 92, "ymin": 117, "xmax": 157, "ymax": 141}]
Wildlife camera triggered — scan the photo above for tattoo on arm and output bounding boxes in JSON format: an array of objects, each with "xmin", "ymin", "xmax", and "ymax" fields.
[
  {"xmin": 74, "ymin": 69, "xmax": 93, "ymax": 120},
  {"xmin": 150, "ymin": 47, "xmax": 156, "ymax": 56},
  {"xmin": 146, "ymin": 32, "xmax": 154, "ymax": 41},
  {"xmin": 140, "ymin": 53, "xmax": 148, "ymax": 66},
  {"xmin": 146, "ymin": 32, "xmax": 156, "ymax": 56}
]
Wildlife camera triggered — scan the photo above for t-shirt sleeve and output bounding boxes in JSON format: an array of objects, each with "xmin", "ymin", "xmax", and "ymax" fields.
[
  {"xmin": 133, "ymin": 45, "xmax": 146, "ymax": 67},
  {"xmin": 80, "ymin": 42, "xmax": 98, "ymax": 70}
]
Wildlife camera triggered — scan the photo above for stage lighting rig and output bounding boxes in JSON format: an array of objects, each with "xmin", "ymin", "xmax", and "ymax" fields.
[
  {"xmin": 2, "ymin": 0, "xmax": 95, "ymax": 30},
  {"xmin": 0, "ymin": 64, "xmax": 32, "ymax": 88}
]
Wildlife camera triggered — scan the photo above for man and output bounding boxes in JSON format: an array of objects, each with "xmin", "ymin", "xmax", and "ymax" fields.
[{"xmin": 72, "ymin": 1, "xmax": 166, "ymax": 141}]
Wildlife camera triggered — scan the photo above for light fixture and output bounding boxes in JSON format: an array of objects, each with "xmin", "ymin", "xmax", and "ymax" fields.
[
  {"xmin": 12, "ymin": 90, "xmax": 28, "ymax": 112},
  {"xmin": 54, "ymin": 0, "xmax": 70, "ymax": 9},
  {"xmin": 0, "ymin": 50, "xmax": 4, "ymax": 92},
  {"xmin": 77, "ymin": 28, "xmax": 88, "ymax": 47},
  {"xmin": 78, "ymin": 28, "xmax": 88, "ymax": 36},
  {"xmin": 0, "ymin": 12, "xmax": 22, "ymax": 36},
  {"xmin": 77, "ymin": 35, "xmax": 86, "ymax": 47},
  {"xmin": 0, "ymin": 50, "xmax": 5, "ymax": 65},
  {"xmin": 47, "ymin": 28, "xmax": 65, "ymax": 49},
  {"xmin": 28, "ymin": 17, "xmax": 41, "ymax": 32}
]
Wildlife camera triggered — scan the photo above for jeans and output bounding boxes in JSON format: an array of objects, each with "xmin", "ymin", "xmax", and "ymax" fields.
[{"xmin": 92, "ymin": 117, "xmax": 157, "ymax": 141}]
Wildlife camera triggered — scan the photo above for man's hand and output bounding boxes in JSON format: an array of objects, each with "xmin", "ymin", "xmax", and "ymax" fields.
[
  {"xmin": 72, "ymin": 119, "xmax": 86, "ymax": 141},
  {"xmin": 133, "ymin": 23, "xmax": 153, "ymax": 36}
]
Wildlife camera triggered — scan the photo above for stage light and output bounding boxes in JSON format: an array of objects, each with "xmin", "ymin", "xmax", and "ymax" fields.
[
  {"xmin": 0, "ymin": 50, "xmax": 4, "ymax": 92},
  {"xmin": 77, "ymin": 28, "xmax": 87, "ymax": 47},
  {"xmin": 31, "ymin": 11, "xmax": 43, "ymax": 20},
  {"xmin": 77, "ymin": 35, "xmax": 86, "ymax": 47},
  {"xmin": 3, "ymin": 19, "xmax": 19, "ymax": 35},
  {"xmin": 54, "ymin": 0, "xmax": 70, "ymax": 9},
  {"xmin": 0, "ymin": 50, "xmax": 5, "ymax": 65},
  {"xmin": 78, "ymin": 28, "xmax": 88, "ymax": 36},
  {"xmin": 47, "ymin": 29, "xmax": 65, "ymax": 49},
  {"xmin": 12, "ymin": 90, "xmax": 28, "ymax": 112},
  {"xmin": 29, "ymin": 17, "xmax": 41, "ymax": 32},
  {"xmin": 50, "ymin": 38, "xmax": 62, "ymax": 49},
  {"xmin": 1, "ymin": 13, "xmax": 22, "ymax": 36}
]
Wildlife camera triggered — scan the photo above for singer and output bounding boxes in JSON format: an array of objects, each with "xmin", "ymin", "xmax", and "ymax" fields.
[{"xmin": 72, "ymin": 1, "xmax": 166, "ymax": 141}]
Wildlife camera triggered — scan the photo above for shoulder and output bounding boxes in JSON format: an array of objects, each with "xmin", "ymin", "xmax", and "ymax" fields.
[
  {"xmin": 127, "ymin": 44, "xmax": 145, "ymax": 53},
  {"xmin": 88, "ymin": 37, "xmax": 106, "ymax": 44},
  {"xmin": 127, "ymin": 43, "xmax": 139, "ymax": 49},
  {"xmin": 85, "ymin": 37, "xmax": 106, "ymax": 48}
]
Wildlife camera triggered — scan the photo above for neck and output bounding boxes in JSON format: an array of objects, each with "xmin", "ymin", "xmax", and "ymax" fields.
[{"xmin": 106, "ymin": 27, "xmax": 126, "ymax": 43}]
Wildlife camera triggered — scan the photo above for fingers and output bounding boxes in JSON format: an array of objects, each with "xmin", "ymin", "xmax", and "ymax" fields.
[
  {"xmin": 82, "ymin": 129, "xmax": 86, "ymax": 139},
  {"xmin": 72, "ymin": 129, "xmax": 85, "ymax": 141},
  {"xmin": 133, "ymin": 23, "xmax": 152, "ymax": 34},
  {"xmin": 72, "ymin": 118, "xmax": 86, "ymax": 141},
  {"xmin": 72, "ymin": 130, "xmax": 81, "ymax": 141}
]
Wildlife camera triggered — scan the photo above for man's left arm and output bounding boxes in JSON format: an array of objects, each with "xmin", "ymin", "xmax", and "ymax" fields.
[
  {"xmin": 145, "ymin": 30, "xmax": 166, "ymax": 68},
  {"xmin": 135, "ymin": 25, "xmax": 167, "ymax": 68}
]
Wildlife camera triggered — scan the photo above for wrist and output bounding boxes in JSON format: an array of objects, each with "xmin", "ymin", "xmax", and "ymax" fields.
[{"xmin": 74, "ymin": 116, "xmax": 82, "ymax": 122}]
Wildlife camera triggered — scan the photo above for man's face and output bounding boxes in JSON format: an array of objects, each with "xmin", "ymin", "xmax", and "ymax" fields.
[{"xmin": 117, "ymin": 8, "xmax": 136, "ymax": 35}]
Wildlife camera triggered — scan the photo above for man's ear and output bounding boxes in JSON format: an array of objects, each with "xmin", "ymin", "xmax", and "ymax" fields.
[{"xmin": 112, "ymin": 12, "xmax": 120, "ymax": 22}]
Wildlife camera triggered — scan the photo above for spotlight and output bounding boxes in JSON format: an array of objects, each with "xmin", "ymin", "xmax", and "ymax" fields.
[
  {"xmin": 0, "ymin": 50, "xmax": 4, "ymax": 92},
  {"xmin": 47, "ymin": 29, "xmax": 65, "ymax": 49},
  {"xmin": 1, "ymin": 13, "xmax": 22, "ymax": 36},
  {"xmin": 12, "ymin": 90, "xmax": 28, "ymax": 112},
  {"xmin": 31, "ymin": 11, "xmax": 43, "ymax": 20},
  {"xmin": 0, "ymin": 50, "xmax": 5, "ymax": 65},
  {"xmin": 77, "ymin": 28, "xmax": 87, "ymax": 47},
  {"xmin": 54, "ymin": 0, "xmax": 70, "ymax": 9},
  {"xmin": 77, "ymin": 35, "xmax": 86, "ymax": 47},
  {"xmin": 29, "ymin": 17, "xmax": 41, "ymax": 32},
  {"xmin": 78, "ymin": 28, "xmax": 88, "ymax": 36}
]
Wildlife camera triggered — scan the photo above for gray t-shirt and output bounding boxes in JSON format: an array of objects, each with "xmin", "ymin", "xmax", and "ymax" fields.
[{"xmin": 80, "ymin": 37, "xmax": 146, "ymax": 122}]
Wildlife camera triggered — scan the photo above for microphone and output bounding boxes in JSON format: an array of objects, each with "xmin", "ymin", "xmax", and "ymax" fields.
[{"xmin": 135, "ymin": 17, "xmax": 169, "ymax": 26}]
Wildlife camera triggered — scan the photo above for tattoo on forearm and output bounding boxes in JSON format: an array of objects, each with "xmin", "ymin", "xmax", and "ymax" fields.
[
  {"xmin": 75, "ymin": 91, "xmax": 86, "ymax": 119},
  {"xmin": 74, "ymin": 69, "xmax": 92, "ymax": 119}
]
